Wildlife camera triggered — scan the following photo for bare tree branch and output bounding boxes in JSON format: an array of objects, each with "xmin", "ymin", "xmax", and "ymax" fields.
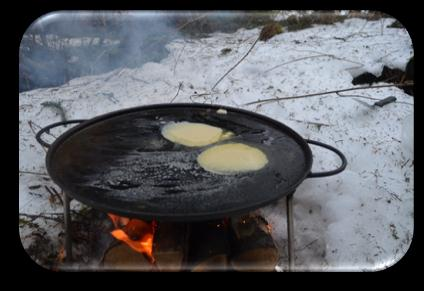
[
  {"xmin": 245, "ymin": 82, "xmax": 414, "ymax": 105},
  {"xmin": 211, "ymin": 37, "xmax": 260, "ymax": 91}
]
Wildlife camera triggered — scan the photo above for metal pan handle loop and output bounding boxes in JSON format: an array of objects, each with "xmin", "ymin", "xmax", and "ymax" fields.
[
  {"xmin": 306, "ymin": 139, "xmax": 347, "ymax": 178},
  {"xmin": 35, "ymin": 120, "xmax": 86, "ymax": 148}
]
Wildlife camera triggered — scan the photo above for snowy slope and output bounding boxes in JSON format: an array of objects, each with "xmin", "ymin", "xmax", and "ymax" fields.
[{"xmin": 19, "ymin": 17, "xmax": 413, "ymax": 271}]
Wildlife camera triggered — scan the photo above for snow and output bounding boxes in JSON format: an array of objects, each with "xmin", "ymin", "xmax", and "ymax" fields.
[{"xmin": 19, "ymin": 16, "xmax": 413, "ymax": 271}]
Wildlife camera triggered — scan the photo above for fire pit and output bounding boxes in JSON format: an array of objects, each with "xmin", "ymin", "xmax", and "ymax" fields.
[{"xmin": 36, "ymin": 103, "xmax": 347, "ymax": 271}]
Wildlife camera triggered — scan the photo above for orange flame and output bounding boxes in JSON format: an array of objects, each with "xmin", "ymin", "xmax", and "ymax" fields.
[
  {"xmin": 108, "ymin": 213, "xmax": 130, "ymax": 228},
  {"xmin": 108, "ymin": 214, "xmax": 156, "ymax": 262}
]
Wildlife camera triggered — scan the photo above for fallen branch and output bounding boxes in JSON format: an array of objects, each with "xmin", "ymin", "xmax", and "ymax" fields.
[
  {"xmin": 245, "ymin": 82, "xmax": 414, "ymax": 105},
  {"xmin": 211, "ymin": 37, "xmax": 260, "ymax": 91}
]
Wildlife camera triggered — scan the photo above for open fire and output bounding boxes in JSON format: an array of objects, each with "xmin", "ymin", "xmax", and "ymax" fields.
[
  {"xmin": 104, "ymin": 214, "xmax": 278, "ymax": 271},
  {"xmin": 108, "ymin": 214, "xmax": 157, "ymax": 263}
]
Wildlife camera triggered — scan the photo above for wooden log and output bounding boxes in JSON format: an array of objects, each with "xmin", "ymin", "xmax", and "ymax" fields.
[
  {"xmin": 229, "ymin": 214, "xmax": 279, "ymax": 272},
  {"xmin": 153, "ymin": 222, "xmax": 189, "ymax": 272},
  {"xmin": 188, "ymin": 220, "xmax": 231, "ymax": 272},
  {"xmin": 102, "ymin": 243, "xmax": 154, "ymax": 271}
]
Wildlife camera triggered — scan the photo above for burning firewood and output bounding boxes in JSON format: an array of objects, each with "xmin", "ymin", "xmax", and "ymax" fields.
[
  {"xmin": 107, "ymin": 214, "xmax": 156, "ymax": 263},
  {"xmin": 229, "ymin": 214, "xmax": 279, "ymax": 272},
  {"xmin": 102, "ymin": 243, "xmax": 153, "ymax": 271}
]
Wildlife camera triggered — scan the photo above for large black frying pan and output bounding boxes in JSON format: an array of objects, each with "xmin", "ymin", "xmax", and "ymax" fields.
[{"xmin": 36, "ymin": 103, "xmax": 347, "ymax": 221}]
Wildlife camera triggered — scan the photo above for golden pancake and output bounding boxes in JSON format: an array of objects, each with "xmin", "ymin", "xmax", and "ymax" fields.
[
  {"xmin": 197, "ymin": 143, "xmax": 268, "ymax": 174},
  {"xmin": 161, "ymin": 122, "xmax": 233, "ymax": 147}
]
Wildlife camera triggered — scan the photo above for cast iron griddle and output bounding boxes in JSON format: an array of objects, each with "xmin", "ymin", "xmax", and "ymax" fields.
[{"xmin": 44, "ymin": 104, "xmax": 315, "ymax": 221}]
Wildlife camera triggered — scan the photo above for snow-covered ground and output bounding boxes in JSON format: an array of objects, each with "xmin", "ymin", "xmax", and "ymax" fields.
[{"xmin": 19, "ymin": 16, "xmax": 413, "ymax": 271}]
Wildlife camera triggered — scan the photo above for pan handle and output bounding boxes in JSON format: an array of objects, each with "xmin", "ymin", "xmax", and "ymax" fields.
[
  {"xmin": 306, "ymin": 139, "xmax": 347, "ymax": 178},
  {"xmin": 35, "ymin": 120, "xmax": 86, "ymax": 148}
]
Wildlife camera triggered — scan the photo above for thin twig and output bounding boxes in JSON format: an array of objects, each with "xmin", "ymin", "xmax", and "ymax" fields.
[
  {"xmin": 211, "ymin": 37, "xmax": 260, "ymax": 91},
  {"xmin": 29, "ymin": 121, "xmax": 57, "ymax": 139},
  {"xmin": 176, "ymin": 14, "xmax": 208, "ymax": 31},
  {"xmin": 338, "ymin": 92, "xmax": 413, "ymax": 106},
  {"xmin": 336, "ymin": 92, "xmax": 380, "ymax": 101},
  {"xmin": 19, "ymin": 170, "xmax": 49, "ymax": 176},
  {"xmin": 245, "ymin": 82, "xmax": 414, "ymax": 105},
  {"xmin": 129, "ymin": 76, "xmax": 149, "ymax": 84},
  {"xmin": 401, "ymin": 159, "xmax": 410, "ymax": 168},
  {"xmin": 288, "ymin": 118, "xmax": 332, "ymax": 127},
  {"xmin": 170, "ymin": 82, "xmax": 183, "ymax": 103},
  {"xmin": 190, "ymin": 92, "xmax": 213, "ymax": 98},
  {"xmin": 103, "ymin": 68, "xmax": 124, "ymax": 82},
  {"xmin": 27, "ymin": 121, "xmax": 47, "ymax": 153},
  {"xmin": 266, "ymin": 55, "xmax": 330, "ymax": 73},
  {"xmin": 45, "ymin": 186, "xmax": 64, "ymax": 206},
  {"xmin": 289, "ymin": 49, "xmax": 363, "ymax": 65},
  {"xmin": 173, "ymin": 44, "xmax": 186, "ymax": 75},
  {"xmin": 265, "ymin": 54, "xmax": 363, "ymax": 73},
  {"xmin": 330, "ymin": 20, "xmax": 369, "ymax": 42},
  {"xmin": 296, "ymin": 239, "xmax": 318, "ymax": 252},
  {"xmin": 337, "ymin": 92, "xmax": 413, "ymax": 106},
  {"xmin": 376, "ymin": 49, "xmax": 401, "ymax": 63},
  {"xmin": 91, "ymin": 49, "xmax": 109, "ymax": 73}
]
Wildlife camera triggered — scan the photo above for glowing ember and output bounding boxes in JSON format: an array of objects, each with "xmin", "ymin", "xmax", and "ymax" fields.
[
  {"xmin": 266, "ymin": 223, "xmax": 272, "ymax": 233},
  {"xmin": 108, "ymin": 214, "xmax": 156, "ymax": 262}
]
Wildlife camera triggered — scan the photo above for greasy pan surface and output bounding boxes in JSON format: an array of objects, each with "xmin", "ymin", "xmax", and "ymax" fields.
[{"xmin": 46, "ymin": 104, "xmax": 313, "ymax": 221}]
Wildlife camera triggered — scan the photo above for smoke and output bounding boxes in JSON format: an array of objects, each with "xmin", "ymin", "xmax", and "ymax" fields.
[
  {"xmin": 19, "ymin": 11, "xmax": 185, "ymax": 92},
  {"xmin": 19, "ymin": 11, "xmax": 278, "ymax": 92}
]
